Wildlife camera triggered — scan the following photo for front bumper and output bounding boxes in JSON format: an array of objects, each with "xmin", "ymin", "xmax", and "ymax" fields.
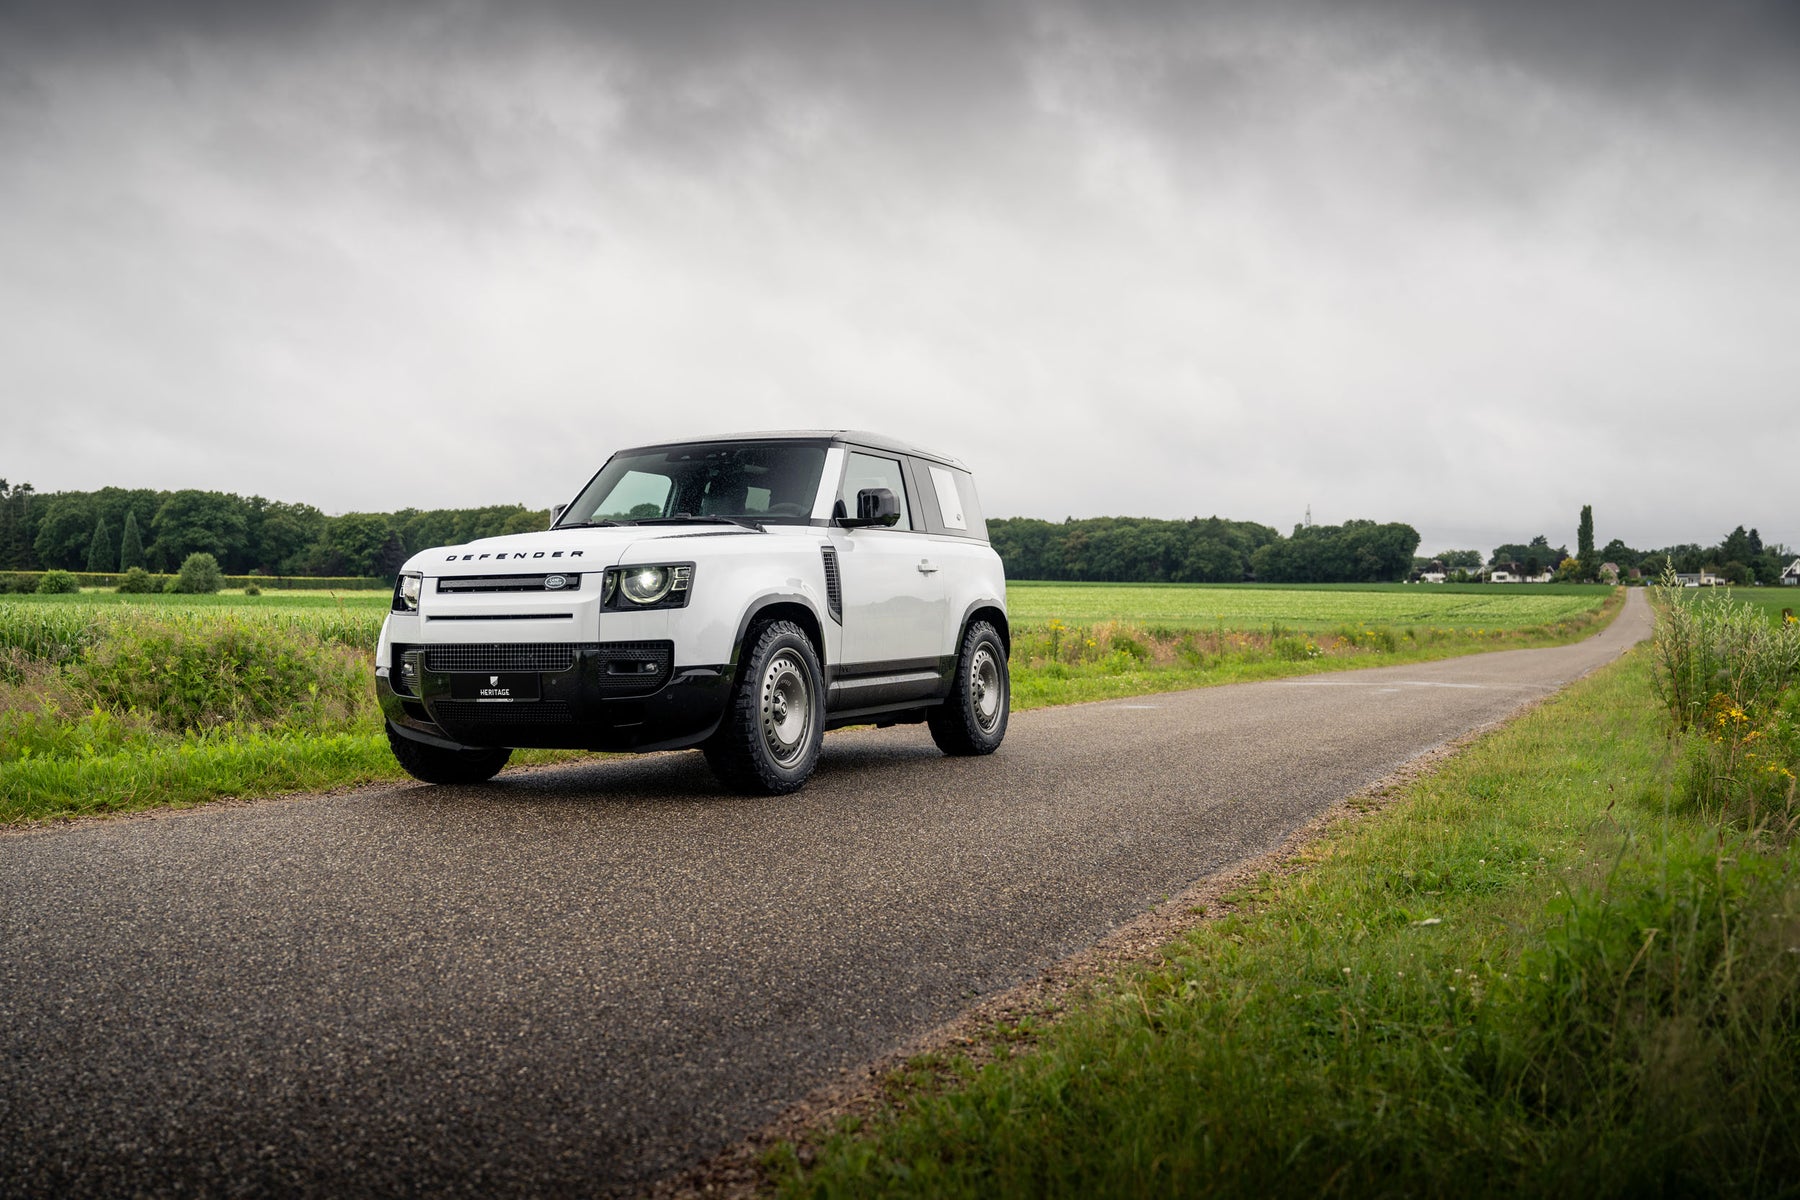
[{"xmin": 378, "ymin": 639, "xmax": 732, "ymax": 752}]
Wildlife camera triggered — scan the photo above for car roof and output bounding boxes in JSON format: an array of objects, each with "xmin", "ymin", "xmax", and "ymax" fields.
[{"xmin": 612, "ymin": 430, "xmax": 969, "ymax": 471}]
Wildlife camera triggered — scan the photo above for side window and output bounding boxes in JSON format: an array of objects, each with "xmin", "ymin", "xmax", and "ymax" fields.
[
  {"xmin": 928, "ymin": 466, "xmax": 966, "ymax": 531},
  {"xmin": 840, "ymin": 452, "xmax": 912, "ymax": 531},
  {"xmin": 954, "ymin": 470, "xmax": 988, "ymax": 540}
]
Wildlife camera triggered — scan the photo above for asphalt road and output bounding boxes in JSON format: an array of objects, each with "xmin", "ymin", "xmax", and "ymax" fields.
[{"xmin": 0, "ymin": 592, "xmax": 1652, "ymax": 1197}]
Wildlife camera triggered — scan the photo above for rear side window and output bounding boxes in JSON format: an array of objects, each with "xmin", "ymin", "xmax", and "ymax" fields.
[
  {"xmin": 917, "ymin": 463, "xmax": 987, "ymax": 541},
  {"xmin": 928, "ymin": 466, "xmax": 966, "ymax": 530},
  {"xmin": 956, "ymin": 472, "xmax": 988, "ymax": 540}
]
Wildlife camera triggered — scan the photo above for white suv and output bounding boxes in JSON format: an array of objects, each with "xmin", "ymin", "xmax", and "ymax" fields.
[{"xmin": 376, "ymin": 432, "xmax": 1010, "ymax": 793}]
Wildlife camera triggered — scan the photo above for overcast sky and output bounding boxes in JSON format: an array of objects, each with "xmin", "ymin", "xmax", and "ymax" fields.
[{"xmin": 2, "ymin": 0, "xmax": 1796, "ymax": 556}]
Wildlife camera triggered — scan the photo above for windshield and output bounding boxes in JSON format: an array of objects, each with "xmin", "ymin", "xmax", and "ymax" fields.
[{"xmin": 557, "ymin": 441, "xmax": 830, "ymax": 527}]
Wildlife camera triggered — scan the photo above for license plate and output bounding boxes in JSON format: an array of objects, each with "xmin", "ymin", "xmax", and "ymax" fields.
[{"xmin": 449, "ymin": 673, "xmax": 541, "ymax": 702}]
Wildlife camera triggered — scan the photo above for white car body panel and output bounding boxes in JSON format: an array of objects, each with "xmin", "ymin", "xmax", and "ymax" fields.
[{"xmin": 375, "ymin": 430, "xmax": 1008, "ymax": 778}]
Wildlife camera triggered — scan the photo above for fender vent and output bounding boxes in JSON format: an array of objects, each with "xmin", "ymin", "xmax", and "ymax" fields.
[{"xmin": 820, "ymin": 547, "xmax": 843, "ymax": 624}]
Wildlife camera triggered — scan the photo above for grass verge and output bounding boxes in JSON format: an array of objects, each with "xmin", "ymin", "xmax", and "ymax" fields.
[
  {"xmin": 0, "ymin": 722, "xmax": 589, "ymax": 824},
  {"xmin": 0, "ymin": 603, "xmax": 588, "ymax": 824},
  {"xmin": 769, "ymin": 648, "xmax": 1800, "ymax": 1198},
  {"xmin": 0, "ymin": 588, "xmax": 1621, "ymax": 825}
]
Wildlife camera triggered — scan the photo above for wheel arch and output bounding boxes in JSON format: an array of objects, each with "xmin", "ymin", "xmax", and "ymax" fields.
[
  {"xmin": 728, "ymin": 596, "xmax": 827, "ymax": 678},
  {"xmin": 959, "ymin": 601, "xmax": 1010, "ymax": 656}
]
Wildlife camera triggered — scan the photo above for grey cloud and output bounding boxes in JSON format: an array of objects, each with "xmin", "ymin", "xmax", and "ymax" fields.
[{"xmin": 1, "ymin": 0, "xmax": 1796, "ymax": 554}]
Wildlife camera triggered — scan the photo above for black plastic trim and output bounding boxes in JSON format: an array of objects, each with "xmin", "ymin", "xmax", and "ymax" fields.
[
  {"xmin": 955, "ymin": 599, "xmax": 1011, "ymax": 653},
  {"xmin": 426, "ymin": 613, "xmax": 575, "ymax": 622},
  {"xmin": 378, "ymin": 653, "xmax": 731, "ymax": 753},
  {"xmin": 727, "ymin": 595, "xmax": 827, "ymax": 674},
  {"xmin": 820, "ymin": 547, "xmax": 843, "ymax": 624}
]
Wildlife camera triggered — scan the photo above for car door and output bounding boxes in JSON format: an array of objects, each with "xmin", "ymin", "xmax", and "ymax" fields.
[{"xmin": 830, "ymin": 449, "xmax": 947, "ymax": 677}]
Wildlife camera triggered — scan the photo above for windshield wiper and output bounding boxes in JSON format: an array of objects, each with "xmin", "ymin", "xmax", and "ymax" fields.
[
  {"xmin": 554, "ymin": 519, "xmax": 622, "ymax": 529},
  {"xmin": 631, "ymin": 514, "xmax": 764, "ymax": 531}
]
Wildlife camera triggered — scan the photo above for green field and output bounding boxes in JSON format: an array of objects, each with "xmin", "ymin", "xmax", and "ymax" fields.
[
  {"xmin": 1006, "ymin": 581, "xmax": 1614, "ymax": 631},
  {"xmin": 1, "ymin": 583, "xmax": 1622, "ymax": 823},
  {"xmin": 0, "ymin": 590, "xmax": 388, "ymax": 671},
  {"xmin": 1719, "ymin": 586, "xmax": 1800, "ymax": 625},
  {"xmin": 0, "ymin": 588, "xmax": 391, "ymax": 609}
]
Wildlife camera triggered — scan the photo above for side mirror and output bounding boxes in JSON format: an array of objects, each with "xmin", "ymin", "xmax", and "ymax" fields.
[
  {"xmin": 549, "ymin": 503, "xmax": 567, "ymax": 529},
  {"xmin": 840, "ymin": 487, "xmax": 901, "ymax": 528}
]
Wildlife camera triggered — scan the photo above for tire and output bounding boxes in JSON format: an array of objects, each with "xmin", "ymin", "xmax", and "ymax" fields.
[
  {"xmin": 704, "ymin": 620, "xmax": 825, "ymax": 795},
  {"xmin": 386, "ymin": 723, "xmax": 513, "ymax": 785},
  {"xmin": 928, "ymin": 619, "xmax": 1009, "ymax": 756}
]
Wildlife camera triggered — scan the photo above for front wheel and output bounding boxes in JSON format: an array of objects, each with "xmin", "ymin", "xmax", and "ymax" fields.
[
  {"xmin": 704, "ymin": 620, "xmax": 825, "ymax": 795},
  {"xmin": 386, "ymin": 724, "xmax": 513, "ymax": 785},
  {"xmin": 928, "ymin": 620, "xmax": 1009, "ymax": 756}
]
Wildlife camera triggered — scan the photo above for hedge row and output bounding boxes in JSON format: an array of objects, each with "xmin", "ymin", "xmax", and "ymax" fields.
[{"xmin": 0, "ymin": 572, "xmax": 384, "ymax": 593}]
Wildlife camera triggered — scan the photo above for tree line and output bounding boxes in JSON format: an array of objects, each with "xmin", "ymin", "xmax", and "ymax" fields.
[
  {"xmin": 5, "ymin": 478, "xmax": 1789, "ymax": 587},
  {"xmin": 989, "ymin": 516, "xmax": 1422, "ymax": 583},
  {"xmin": 0, "ymin": 480, "xmax": 548, "ymax": 578},
  {"xmin": 1423, "ymin": 511, "xmax": 1793, "ymax": 586}
]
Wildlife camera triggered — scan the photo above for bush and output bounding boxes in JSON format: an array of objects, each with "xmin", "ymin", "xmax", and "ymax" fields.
[
  {"xmin": 172, "ymin": 553, "xmax": 224, "ymax": 595},
  {"xmin": 1652, "ymin": 568, "xmax": 1800, "ymax": 835},
  {"xmin": 68, "ymin": 611, "xmax": 371, "ymax": 733},
  {"xmin": 1271, "ymin": 634, "xmax": 1321, "ymax": 661},
  {"xmin": 1650, "ymin": 568, "xmax": 1799, "ymax": 732},
  {"xmin": 243, "ymin": 584, "xmax": 261, "ymax": 596},
  {"xmin": 115, "ymin": 567, "xmax": 157, "ymax": 594},
  {"xmin": 35, "ymin": 570, "xmax": 79, "ymax": 595}
]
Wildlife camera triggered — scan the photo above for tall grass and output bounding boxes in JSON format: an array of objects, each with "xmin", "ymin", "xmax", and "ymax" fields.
[
  {"xmin": 69, "ymin": 611, "xmax": 370, "ymax": 732},
  {"xmin": 1649, "ymin": 569, "xmax": 1800, "ymax": 835},
  {"xmin": 0, "ymin": 600, "xmax": 388, "ymax": 820}
]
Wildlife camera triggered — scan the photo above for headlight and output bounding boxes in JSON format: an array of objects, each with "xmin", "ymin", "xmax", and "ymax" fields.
[
  {"xmin": 392, "ymin": 572, "xmax": 423, "ymax": 612},
  {"xmin": 622, "ymin": 566, "xmax": 672, "ymax": 604},
  {"xmin": 605, "ymin": 564, "xmax": 693, "ymax": 610}
]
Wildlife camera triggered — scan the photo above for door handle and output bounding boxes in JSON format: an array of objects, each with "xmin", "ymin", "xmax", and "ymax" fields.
[{"xmin": 917, "ymin": 560, "xmax": 939, "ymax": 574}]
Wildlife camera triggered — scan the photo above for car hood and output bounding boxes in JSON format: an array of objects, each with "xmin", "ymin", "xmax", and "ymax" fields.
[{"xmin": 404, "ymin": 525, "xmax": 761, "ymax": 576}]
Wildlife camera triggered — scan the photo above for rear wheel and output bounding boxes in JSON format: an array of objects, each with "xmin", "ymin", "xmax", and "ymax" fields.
[
  {"xmin": 386, "ymin": 724, "xmax": 513, "ymax": 785},
  {"xmin": 928, "ymin": 619, "xmax": 1009, "ymax": 756},
  {"xmin": 704, "ymin": 620, "xmax": 824, "ymax": 794}
]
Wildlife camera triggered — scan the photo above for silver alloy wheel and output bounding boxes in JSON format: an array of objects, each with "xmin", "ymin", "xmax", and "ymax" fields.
[
  {"xmin": 760, "ymin": 651, "xmax": 813, "ymax": 767},
  {"xmin": 969, "ymin": 644, "xmax": 1003, "ymax": 733}
]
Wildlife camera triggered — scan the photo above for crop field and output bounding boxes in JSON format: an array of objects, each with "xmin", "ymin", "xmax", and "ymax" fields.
[
  {"xmin": 1718, "ymin": 587, "xmax": 1800, "ymax": 625},
  {"xmin": 0, "ymin": 590, "xmax": 389, "ymax": 671},
  {"xmin": 1, "ymin": 583, "xmax": 1623, "ymax": 823},
  {"xmin": 1006, "ymin": 581, "xmax": 1613, "ymax": 631}
]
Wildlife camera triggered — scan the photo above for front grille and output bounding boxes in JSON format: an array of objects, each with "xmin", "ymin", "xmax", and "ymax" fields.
[
  {"xmin": 431, "ymin": 700, "xmax": 577, "ymax": 726},
  {"xmin": 437, "ymin": 574, "xmax": 582, "ymax": 594},
  {"xmin": 423, "ymin": 643, "xmax": 579, "ymax": 673}
]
